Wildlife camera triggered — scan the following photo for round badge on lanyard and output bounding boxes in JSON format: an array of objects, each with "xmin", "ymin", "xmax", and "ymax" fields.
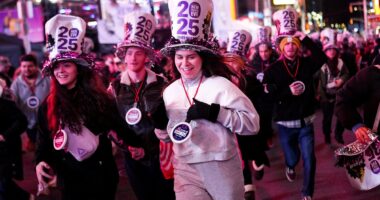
[
  {"xmin": 53, "ymin": 129, "xmax": 67, "ymax": 150},
  {"xmin": 26, "ymin": 96, "xmax": 40, "ymax": 109},
  {"xmin": 256, "ymin": 72, "xmax": 264, "ymax": 82},
  {"xmin": 291, "ymin": 80, "xmax": 305, "ymax": 92},
  {"xmin": 125, "ymin": 107, "xmax": 142, "ymax": 125},
  {"xmin": 170, "ymin": 122, "xmax": 192, "ymax": 144}
]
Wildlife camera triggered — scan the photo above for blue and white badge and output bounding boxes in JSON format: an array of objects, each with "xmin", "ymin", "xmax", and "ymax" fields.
[
  {"xmin": 125, "ymin": 107, "xmax": 142, "ymax": 125},
  {"xmin": 53, "ymin": 129, "xmax": 67, "ymax": 150},
  {"xmin": 26, "ymin": 96, "xmax": 40, "ymax": 109},
  {"xmin": 170, "ymin": 122, "xmax": 192, "ymax": 143}
]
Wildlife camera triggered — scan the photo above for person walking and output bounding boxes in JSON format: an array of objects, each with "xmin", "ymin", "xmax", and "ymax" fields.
[
  {"xmin": 0, "ymin": 77, "xmax": 34, "ymax": 200},
  {"xmin": 222, "ymin": 29, "xmax": 269, "ymax": 200},
  {"xmin": 110, "ymin": 11, "xmax": 175, "ymax": 200},
  {"xmin": 10, "ymin": 54, "xmax": 50, "ymax": 151},
  {"xmin": 34, "ymin": 14, "xmax": 141, "ymax": 200},
  {"xmin": 318, "ymin": 41, "xmax": 350, "ymax": 144},
  {"xmin": 335, "ymin": 56, "xmax": 380, "ymax": 143},
  {"xmin": 263, "ymin": 8, "xmax": 327, "ymax": 200},
  {"xmin": 153, "ymin": 1, "xmax": 260, "ymax": 199}
]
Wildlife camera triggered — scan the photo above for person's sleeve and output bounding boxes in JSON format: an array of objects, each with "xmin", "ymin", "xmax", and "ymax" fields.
[
  {"xmin": 10, "ymin": 81, "xmax": 19, "ymax": 103},
  {"xmin": 339, "ymin": 63, "xmax": 350, "ymax": 83},
  {"xmin": 1, "ymin": 100, "xmax": 27, "ymax": 140},
  {"xmin": 335, "ymin": 68, "xmax": 370, "ymax": 129},
  {"xmin": 262, "ymin": 66, "xmax": 294, "ymax": 101},
  {"xmin": 35, "ymin": 104, "xmax": 55, "ymax": 166},
  {"xmin": 302, "ymin": 36, "xmax": 328, "ymax": 73},
  {"xmin": 215, "ymin": 81, "xmax": 260, "ymax": 135}
]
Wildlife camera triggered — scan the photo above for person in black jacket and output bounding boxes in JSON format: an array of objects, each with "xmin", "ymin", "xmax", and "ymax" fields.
[
  {"xmin": 110, "ymin": 11, "xmax": 175, "ymax": 200},
  {"xmin": 335, "ymin": 56, "xmax": 380, "ymax": 143},
  {"xmin": 0, "ymin": 81, "xmax": 33, "ymax": 200},
  {"xmin": 35, "ymin": 14, "xmax": 142, "ymax": 200},
  {"xmin": 223, "ymin": 29, "xmax": 270, "ymax": 200},
  {"xmin": 263, "ymin": 31, "xmax": 327, "ymax": 200}
]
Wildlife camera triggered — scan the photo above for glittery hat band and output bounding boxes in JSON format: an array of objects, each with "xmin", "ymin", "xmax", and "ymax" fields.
[
  {"xmin": 115, "ymin": 40, "xmax": 155, "ymax": 59},
  {"xmin": 42, "ymin": 52, "xmax": 94, "ymax": 76},
  {"xmin": 335, "ymin": 139, "xmax": 379, "ymax": 179},
  {"xmin": 161, "ymin": 36, "xmax": 220, "ymax": 57}
]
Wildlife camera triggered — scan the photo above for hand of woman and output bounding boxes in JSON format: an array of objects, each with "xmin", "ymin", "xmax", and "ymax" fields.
[
  {"xmin": 355, "ymin": 126, "xmax": 372, "ymax": 143},
  {"xmin": 36, "ymin": 161, "xmax": 54, "ymax": 186}
]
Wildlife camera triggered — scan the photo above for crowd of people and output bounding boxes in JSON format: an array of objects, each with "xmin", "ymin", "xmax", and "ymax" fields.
[{"xmin": 0, "ymin": 1, "xmax": 379, "ymax": 200}]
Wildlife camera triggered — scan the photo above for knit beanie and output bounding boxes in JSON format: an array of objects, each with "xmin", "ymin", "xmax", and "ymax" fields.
[{"xmin": 279, "ymin": 36, "xmax": 301, "ymax": 52}]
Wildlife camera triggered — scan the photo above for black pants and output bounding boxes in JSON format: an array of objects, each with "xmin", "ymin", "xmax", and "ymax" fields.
[
  {"xmin": 124, "ymin": 153, "xmax": 175, "ymax": 200},
  {"xmin": 321, "ymin": 101, "xmax": 344, "ymax": 140},
  {"xmin": 0, "ymin": 177, "xmax": 29, "ymax": 200},
  {"xmin": 26, "ymin": 127, "xmax": 37, "ymax": 143}
]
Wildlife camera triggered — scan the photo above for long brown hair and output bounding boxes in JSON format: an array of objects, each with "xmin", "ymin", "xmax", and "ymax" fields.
[
  {"xmin": 168, "ymin": 51, "xmax": 234, "ymax": 82},
  {"xmin": 47, "ymin": 62, "xmax": 112, "ymax": 134}
]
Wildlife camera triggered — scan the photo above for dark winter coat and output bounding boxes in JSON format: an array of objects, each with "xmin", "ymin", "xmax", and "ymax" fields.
[
  {"xmin": 263, "ymin": 37, "xmax": 327, "ymax": 121},
  {"xmin": 0, "ymin": 98, "xmax": 27, "ymax": 180},
  {"xmin": 335, "ymin": 65, "xmax": 380, "ymax": 131}
]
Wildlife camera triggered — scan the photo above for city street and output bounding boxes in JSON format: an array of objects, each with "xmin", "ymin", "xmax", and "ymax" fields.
[{"xmin": 17, "ymin": 110, "xmax": 380, "ymax": 200}]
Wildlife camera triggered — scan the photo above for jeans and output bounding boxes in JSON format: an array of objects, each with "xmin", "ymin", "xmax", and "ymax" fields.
[{"xmin": 277, "ymin": 123, "xmax": 316, "ymax": 197}]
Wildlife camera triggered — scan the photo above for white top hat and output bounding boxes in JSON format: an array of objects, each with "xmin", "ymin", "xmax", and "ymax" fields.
[
  {"xmin": 272, "ymin": 8, "xmax": 298, "ymax": 38},
  {"xmin": 115, "ymin": 11, "xmax": 156, "ymax": 59},
  {"xmin": 252, "ymin": 26, "xmax": 272, "ymax": 47},
  {"xmin": 225, "ymin": 29, "xmax": 252, "ymax": 58},
  {"xmin": 321, "ymin": 28, "xmax": 335, "ymax": 46},
  {"xmin": 161, "ymin": 0, "xmax": 219, "ymax": 56},
  {"xmin": 43, "ymin": 14, "xmax": 92, "ymax": 75}
]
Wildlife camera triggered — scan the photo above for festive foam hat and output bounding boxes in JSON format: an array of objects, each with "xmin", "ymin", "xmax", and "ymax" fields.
[
  {"xmin": 115, "ymin": 11, "xmax": 156, "ymax": 59},
  {"xmin": 224, "ymin": 29, "xmax": 252, "ymax": 58},
  {"xmin": 320, "ymin": 28, "xmax": 338, "ymax": 51},
  {"xmin": 272, "ymin": 8, "xmax": 298, "ymax": 38},
  {"xmin": 42, "ymin": 14, "xmax": 92, "ymax": 76},
  {"xmin": 251, "ymin": 26, "xmax": 272, "ymax": 48},
  {"xmin": 161, "ymin": 0, "xmax": 219, "ymax": 56}
]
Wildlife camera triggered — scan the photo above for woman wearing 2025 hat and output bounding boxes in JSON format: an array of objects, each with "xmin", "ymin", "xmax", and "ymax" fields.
[
  {"xmin": 34, "ymin": 14, "xmax": 141, "ymax": 200},
  {"xmin": 152, "ymin": 0, "xmax": 260, "ymax": 199}
]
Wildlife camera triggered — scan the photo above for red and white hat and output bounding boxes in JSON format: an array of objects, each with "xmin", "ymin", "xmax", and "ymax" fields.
[
  {"xmin": 225, "ymin": 29, "xmax": 252, "ymax": 58},
  {"xmin": 42, "ymin": 14, "xmax": 92, "ymax": 76},
  {"xmin": 272, "ymin": 8, "xmax": 298, "ymax": 38},
  {"xmin": 161, "ymin": 0, "xmax": 219, "ymax": 56},
  {"xmin": 115, "ymin": 11, "xmax": 156, "ymax": 59}
]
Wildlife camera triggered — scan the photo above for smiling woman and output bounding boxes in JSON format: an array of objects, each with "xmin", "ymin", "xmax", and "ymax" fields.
[
  {"xmin": 53, "ymin": 62, "xmax": 78, "ymax": 89},
  {"xmin": 35, "ymin": 14, "xmax": 142, "ymax": 200},
  {"xmin": 152, "ymin": 0, "xmax": 260, "ymax": 199}
]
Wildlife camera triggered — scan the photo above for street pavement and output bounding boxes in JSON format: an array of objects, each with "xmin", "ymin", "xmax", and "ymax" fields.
[{"xmin": 16, "ymin": 110, "xmax": 380, "ymax": 200}]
